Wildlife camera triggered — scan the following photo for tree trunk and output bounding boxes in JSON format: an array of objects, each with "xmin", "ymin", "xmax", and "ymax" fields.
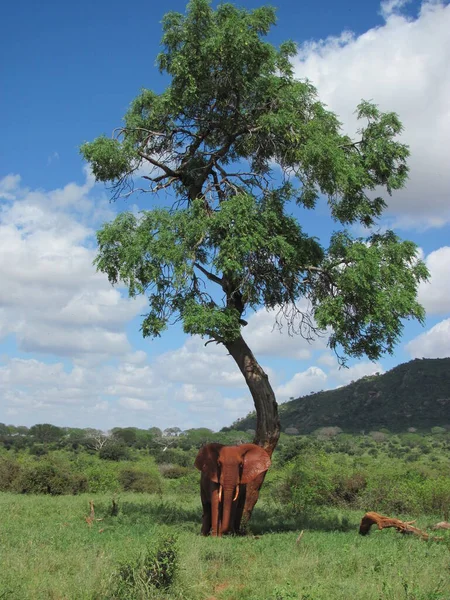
[{"xmin": 225, "ymin": 333, "xmax": 280, "ymax": 526}]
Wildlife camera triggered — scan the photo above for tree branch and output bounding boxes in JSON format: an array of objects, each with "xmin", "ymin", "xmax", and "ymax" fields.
[
  {"xmin": 137, "ymin": 151, "xmax": 179, "ymax": 178},
  {"xmin": 194, "ymin": 263, "xmax": 223, "ymax": 286}
]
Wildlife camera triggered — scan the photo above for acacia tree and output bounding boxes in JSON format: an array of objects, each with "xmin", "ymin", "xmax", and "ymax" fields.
[{"xmin": 81, "ymin": 0, "xmax": 428, "ymax": 520}]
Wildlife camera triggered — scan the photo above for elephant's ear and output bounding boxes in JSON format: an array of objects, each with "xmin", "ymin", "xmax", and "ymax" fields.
[
  {"xmin": 240, "ymin": 444, "xmax": 271, "ymax": 484},
  {"xmin": 194, "ymin": 443, "xmax": 224, "ymax": 483}
]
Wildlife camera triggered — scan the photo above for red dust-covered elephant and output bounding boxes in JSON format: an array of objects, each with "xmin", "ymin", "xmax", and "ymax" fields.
[{"xmin": 194, "ymin": 443, "xmax": 271, "ymax": 536}]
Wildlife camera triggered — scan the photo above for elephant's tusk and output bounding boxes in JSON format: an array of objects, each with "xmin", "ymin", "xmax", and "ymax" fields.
[
  {"xmin": 218, "ymin": 485, "xmax": 223, "ymax": 503},
  {"xmin": 233, "ymin": 484, "xmax": 239, "ymax": 502}
]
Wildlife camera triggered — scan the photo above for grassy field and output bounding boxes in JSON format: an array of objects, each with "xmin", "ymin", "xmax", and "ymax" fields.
[{"xmin": 0, "ymin": 492, "xmax": 449, "ymax": 600}]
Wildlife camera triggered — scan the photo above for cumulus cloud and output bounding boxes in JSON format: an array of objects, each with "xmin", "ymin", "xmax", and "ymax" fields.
[
  {"xmin": 155, "ymin": 337, "xmax": 248, "ymax": 388},
  {"xmin": 405, "ymin": 318, "xmax": 450, "ymax": 358},
  {"xmin": 274, "ymin": 360, "xmax": 383, "ymax": 402},
  {"xmin": 293, "ymin": 1, "xmax": 450, "ymax": 228},
  {"xmin": 330, "ymin": 361, "xmax": 384, "ymax": 386},
  {"xmin": 380, "ymin": 0, "xmax": 410, "ymax": 19},
  {"xmin": 418, "ymin": 246, "xmax": 450, "ymax": 315},
  {"xmin": 244, "ymin": 306, "xmax": 328, "ymax": 359},
  {"xmin": 0, "ymin": 352, "xmax": 254, "ymax": 431},
  {"xmin": 276, "ymin": 366, "xmax": 328, "ymax": 401},
  {"xmin": 0, "ymin": 171, "xmax": 146, "ymax": 358}
]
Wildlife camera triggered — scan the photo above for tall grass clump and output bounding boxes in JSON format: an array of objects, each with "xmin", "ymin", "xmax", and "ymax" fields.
[{"xmin": 108, "ymin": 533, "xmax": 178, "ymax": 599}]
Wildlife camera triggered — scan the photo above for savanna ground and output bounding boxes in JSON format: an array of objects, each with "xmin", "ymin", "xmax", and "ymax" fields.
[
  {"xmin": 1, "ymin": 430, "xmax": 449, "ymax": 599},
  {"xmin": 0, "ymin": 492, "xmax": 449, "ymax": 599}
]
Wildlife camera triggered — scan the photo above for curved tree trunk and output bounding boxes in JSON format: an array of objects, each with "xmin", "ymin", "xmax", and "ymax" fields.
[{"xmin": 225, "ymin": 333, "xmax": 280, "ymax": 527}]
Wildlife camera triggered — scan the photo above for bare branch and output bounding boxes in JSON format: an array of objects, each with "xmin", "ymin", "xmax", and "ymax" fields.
[
  {"xmin": 194, "ymin": 263, "xmax": 223, "ymax": 286},
  {"xmin": 137, "ymin": 151, "xmax": 179, "ymax": 178}
]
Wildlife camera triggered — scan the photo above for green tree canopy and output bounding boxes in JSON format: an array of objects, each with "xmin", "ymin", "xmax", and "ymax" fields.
[
  {"xmin": 81, "ymin": 0, "xmax": 428, "ymax": 521},
  {"xmin": 29, "ymin": 424, "xmax": 64, "ymax": 444}
]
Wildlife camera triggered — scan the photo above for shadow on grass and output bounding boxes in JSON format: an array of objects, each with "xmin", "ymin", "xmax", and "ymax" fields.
[
  {"xmin": 94, "ymin": 497, "xmax": 356, "ymax": 536},
  {"xmin": 248, "ymin": 505, "xmax": 357, "ymax": 534},
  {"xmin": 94, "ymin": 498, "xmax": 201, "ymax": 529}
]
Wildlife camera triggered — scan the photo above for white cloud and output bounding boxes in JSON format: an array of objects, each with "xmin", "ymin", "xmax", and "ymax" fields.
[
  {"xmin": 293, "ymin": 1, "xmax": 450, "ymax": 228},
  {"xmin": 380, "ymin": 0, "xmax": 410, "ymax": 19},
  {"xmin": 245, "ymin": 306, "xmax": 328, "ymax": 359},
  {"xmin": 0, "ymin": 174, "xmax": 21, "ymax": 200},
  {"xmin": 418, "ymin": 247, "xmax": 450, "ymax": 315},
  {"xmin": 0, "ymin": 171, "xmax": 145, "ymax": 358},
  {"xmin": 276, "ymin": 366, "xmax": 328, "ymax": 401},
  {"xmin": 274, "ymin": 360, "xmax": 383, "ymax": 402},
  {"xmin": 330, "ymin": 362, "xmax": 384, "ymax": 386},
  {"xmin": 118, "ymin": 397, "xmax": 153, "ymax": 411},
  {"xmin": 405, "ymin": 318, "xmax": 450, "ymax": 358},
  {"xmin": 155, "ymin": 337, "xmax": 248, "ymax": 388},
  {"xmin": 317, "ymin": 352, "xmax": 338, "ymax": 368}
]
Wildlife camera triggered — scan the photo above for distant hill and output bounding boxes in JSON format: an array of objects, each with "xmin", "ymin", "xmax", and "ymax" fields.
[{"xmin": 231, "ymin": 357, "xmax": 450, "ymax": 434}]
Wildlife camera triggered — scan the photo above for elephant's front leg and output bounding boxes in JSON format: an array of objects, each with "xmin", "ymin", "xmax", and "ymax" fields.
[
  {"xmin": 210, "ymin": 483, "xmax": 221, "ymax": 537},
  {"xmin": 200, "ymin": 477, "xmax": 212, "ymax": 535},
  {"xmin": 201, "ymin": 503, "xmax": 212, "ymax": 536}
]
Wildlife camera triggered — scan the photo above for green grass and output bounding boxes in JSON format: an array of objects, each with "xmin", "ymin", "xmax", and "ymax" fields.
[{"xmin": 0, "ymin": 492, "xmax": 449, "ymax": 599}]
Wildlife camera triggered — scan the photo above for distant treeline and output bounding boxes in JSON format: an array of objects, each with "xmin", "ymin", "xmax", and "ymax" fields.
[
  {"xmin": 0, "ymin": 422, "xmax": 253, "ymax": 456},
  {"xmin": 0, "ymin": 424, "xmax": 449, "ymax": 518}
]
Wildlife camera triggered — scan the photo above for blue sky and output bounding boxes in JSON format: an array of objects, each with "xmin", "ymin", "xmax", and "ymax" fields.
[{"xmin": 0, "ymin": 0, "xmax": 449, "ymax": 431}]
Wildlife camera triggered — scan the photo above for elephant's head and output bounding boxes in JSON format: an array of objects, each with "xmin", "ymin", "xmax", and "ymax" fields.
[{"xmin": 195, "ymin": 443, "xmax": 271, "ymax": 535}]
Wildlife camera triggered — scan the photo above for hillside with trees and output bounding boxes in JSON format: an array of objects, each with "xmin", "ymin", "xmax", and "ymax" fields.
[{"xmin": 230, "ymin": 358, "xmax": 450, "ymax": 434}]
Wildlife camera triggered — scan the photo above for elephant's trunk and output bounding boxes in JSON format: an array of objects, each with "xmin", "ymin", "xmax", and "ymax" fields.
[{"xmin": 220, "ymin": 484, "xmax": 239, "ymax": 535}]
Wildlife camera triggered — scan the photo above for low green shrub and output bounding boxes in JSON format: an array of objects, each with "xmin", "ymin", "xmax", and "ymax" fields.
[
  {"xmin": 0, "ymin": 456, "xmax": 21, "ymax": 491},
  {"xmin": 119, "ymin": 468, "xmax": 163, "ymax": 494},
  {"xmin": 158, "ymin": 463, "xmax": 191, "ymax": 479},
  {"xmin": 276, "ymin": 452, "xmax": 335, "ymax": 513},
  {"xmin": 150, "ymin": 447, "xmax": 195, "ymax": 467},
  {"xmin": 15, "ymin": 463, "xmax": 88, "ymax": 495},
  {"xmin": 99, "ymin": 441, "xmax": 131, "ymax": 461}
]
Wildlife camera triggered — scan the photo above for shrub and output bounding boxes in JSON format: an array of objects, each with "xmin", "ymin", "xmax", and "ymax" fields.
[
  {"xmin": 81, "ymin": 462, "xmax": 121, "ymax": 493},
  {"xmin": 29, "ymin": 444, "xmax": 48, "ymax": 456},
  {"xmin": 276, "ymin": 452, "xmax": 334, "ymax": 513},
  {"xmin": 99, "ymin": 441, "xmax": 131, "ymax": 461},
  {"xmin": 418, "ymin": 476, "xmax": 450, "ymax": 519},
  {"xmin": 119, "ymin": 468, "xmax": 162, "ymax": 494},
  {"xmin": 0, "ymin": 457, "xmax": 21, "ymax": 491},
  {"xmin": 360, "ymin": 471, "xmax": 423, "ymax": 514},
  {"xmin": 332, "ymin": 472, "xmax": 367, "ymax": 505},
  {"xmin": 150, "ymin": 447, "xmax": 194, "ymax": 467},
  {"xmin": 15, "ymin": 463, "xmax": 88, "ymax": 495},
  {"xmin": 158, "ymin": 464, "xmax": 190, "ymax": 479}
]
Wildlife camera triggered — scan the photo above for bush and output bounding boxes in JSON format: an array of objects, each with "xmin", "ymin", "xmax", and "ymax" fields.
[
  {"xmin": 99, "ymin": 441, "xmax": 131, "ymax": 461},
  {"xmin": 29, "ymin": 444, "xmax": 48, "ymax": 456},
  {"xmin": 158, "ymin": 464, "xmax": 190, "ymax": 479},
  {"xmin": 150, "ymin": 447, "xmax": 194, "ymax": 467},
  {"xmin": 119, "ymin": 468, "xmax": 162, "ymax": 494},
  {"xmin": 0, "ymin": 457, "xmax": 21, "ymax": 491},
  {"xmin": 276, "ymin": 452, "xmax": 334, "ymax": 513},
  {"xmin": 417, "ymin": 476, "xmax": 450, "ymax": 519},
  {"xmin": 332, "ymin": 472, "xmax": 367, "ymax": 505},
  {"xmin": 81, "ymin": 462, "xmax": 121, "ymax": 493},
  {"xmin": 15, "ymin": 463, "xmax": 88, "ymax": 495}
]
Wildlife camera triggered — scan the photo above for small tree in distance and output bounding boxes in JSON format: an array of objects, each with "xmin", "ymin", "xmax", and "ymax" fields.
[{"xmin": 81, "ymin": 0, "xmax": 428, "ymax": 522}]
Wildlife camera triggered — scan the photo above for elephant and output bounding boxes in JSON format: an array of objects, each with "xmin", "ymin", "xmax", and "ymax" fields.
[{"xmin": 194, "ymin": 442, "xmax": 271, "ymax": 537}]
